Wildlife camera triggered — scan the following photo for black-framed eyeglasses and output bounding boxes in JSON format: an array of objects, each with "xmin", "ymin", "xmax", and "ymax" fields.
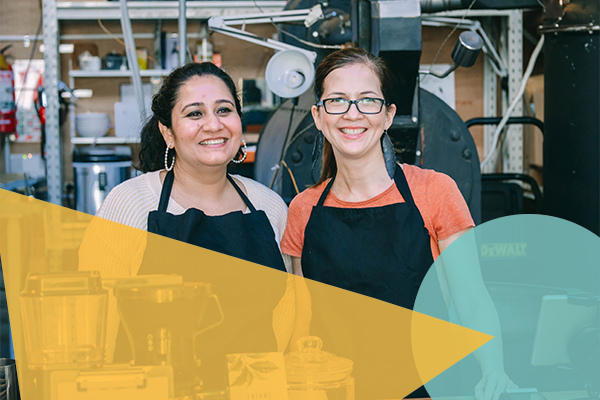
[{"xmin": 316, "ymin": 98, "xmax": 387, "ymax": 115}]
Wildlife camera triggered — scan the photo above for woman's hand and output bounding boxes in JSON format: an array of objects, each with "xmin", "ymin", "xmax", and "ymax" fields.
[{"xmin": 474, "ymin": 371, "xmax": 518, "ymax": 400}]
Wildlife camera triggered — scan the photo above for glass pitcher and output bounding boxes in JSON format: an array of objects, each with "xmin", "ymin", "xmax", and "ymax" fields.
[{"xmin": 20, "ymin": 271, "xmax": 108, "ymax": 370}]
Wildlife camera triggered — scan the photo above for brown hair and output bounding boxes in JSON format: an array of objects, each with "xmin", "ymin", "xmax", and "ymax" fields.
[{"xmin": 313, "ymin": 48, "xmax": 395, "ymax": 186}]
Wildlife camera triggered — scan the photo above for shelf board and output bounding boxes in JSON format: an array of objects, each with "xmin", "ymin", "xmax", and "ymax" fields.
[
  {"xmin": 69, "ymin": 69, "xmax": 172, "ymax": 78},
  {"xmin": 71, "ymin": 137, "xmax": 140, "ymax": 145},
  {"xmin": 56, "ymin": 1, "xmax": 287, "ymax": 20}
]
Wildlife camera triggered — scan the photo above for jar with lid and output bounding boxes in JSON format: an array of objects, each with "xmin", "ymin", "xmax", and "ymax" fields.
[{"xmin": 285, "ymin": 336, "xmax": 355, "ymax": 400}]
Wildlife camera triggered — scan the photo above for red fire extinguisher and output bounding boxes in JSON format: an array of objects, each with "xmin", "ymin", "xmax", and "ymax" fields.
[{"xmin": 0, "ymin": 44, "xmax": 18, "ymax": 136}]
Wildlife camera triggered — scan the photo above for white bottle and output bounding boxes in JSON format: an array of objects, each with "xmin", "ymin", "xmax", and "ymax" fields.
[{"xmin": 197, "ymin": 24, "xmax": 213, "ymax": 62}]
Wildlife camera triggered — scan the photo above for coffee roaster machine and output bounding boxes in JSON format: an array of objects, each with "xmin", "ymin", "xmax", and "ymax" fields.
[
  {"xmin": 252, "ymin": 0, "xmax": 533, "ymax": 223},
  {"xmin": 251, "ymin": 0, "xmax": 598, "ymax": 234}
]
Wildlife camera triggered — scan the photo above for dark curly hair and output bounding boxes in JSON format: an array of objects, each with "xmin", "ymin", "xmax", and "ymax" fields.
[
  {"xmin": 137, "ymin": 62, "xmax": 243, "ymax": 172},
  {"xmin": 313, "ymin": 48, "xmax": 395, "ymax": 186}
]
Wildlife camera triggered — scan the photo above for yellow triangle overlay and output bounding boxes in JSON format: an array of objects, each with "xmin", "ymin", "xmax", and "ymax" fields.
[
  {"xmin": 0, "ymin": 189, "xmax": 490, "ymax": 400},
  {"xmin": 411, "ymin": 311, "xmax": 493, "ymax": 388}
]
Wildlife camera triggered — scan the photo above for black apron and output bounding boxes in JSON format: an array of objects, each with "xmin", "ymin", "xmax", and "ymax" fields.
[
  {"xmin": 116, "ymin": 170, "xmax": 286, "ymax": 392},
  {"xmin": 146, "ymin": 170, "xmax": 287, "ymax": 272},
  {"xmin": 301, "ymin": 166, "xmax": 437, "ymax": 399}
]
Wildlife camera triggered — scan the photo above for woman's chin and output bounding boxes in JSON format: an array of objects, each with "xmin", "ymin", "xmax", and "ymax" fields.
[{"xmin": 335, "ymin": 145, "xmax": 378, "ymax": 161}]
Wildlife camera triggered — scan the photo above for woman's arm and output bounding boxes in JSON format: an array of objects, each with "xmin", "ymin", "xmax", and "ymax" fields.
[
  {"xmin": 292, "ymin": 256, "xmax": 304, "ymax": 276},
  {"xmin": 438, "ymin": 228, "xmax": 517, "ymax": 400}
]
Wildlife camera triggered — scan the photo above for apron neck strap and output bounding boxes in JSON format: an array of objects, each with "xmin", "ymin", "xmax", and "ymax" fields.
[
  {"xmin": 316, "ymin": 177, "xmax": 336, "ymax": 206},
  {"xmin": 227, "ymin": 175, "xmax": 258, "ymax": 213},
  {"xmin": 392, "ymin": 165, "xmax": 417, "ymax": 207},
  {"xmin": 315, "ymin": 164, "xmax": 416, "ymax": 207},
  {"xmin": 158, "ymin": 170, "xmax": 258, "ymax": 213},
  {"xmin": 158, "ymin": 169, "xmax": 175, "ymax": 212}
]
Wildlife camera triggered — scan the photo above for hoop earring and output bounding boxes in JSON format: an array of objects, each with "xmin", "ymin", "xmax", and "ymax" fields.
[
  {"xmin": 232, "ymin": 137, "xmax": 247, "ymax": 164},
  {"xmin": 164, "ymin": 143, "xmax": 175, "ymax": 171},
  {"xmin": 382, "ymin": 130, "xmax": 396, "ymax": 179}
]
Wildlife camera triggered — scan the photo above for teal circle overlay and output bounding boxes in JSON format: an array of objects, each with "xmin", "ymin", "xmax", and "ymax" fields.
[{"xmin": 414, "ymin": 215, "xmax": 600, "ymax": 399}]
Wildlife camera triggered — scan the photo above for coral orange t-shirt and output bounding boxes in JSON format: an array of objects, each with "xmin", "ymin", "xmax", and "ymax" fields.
[{"xmin": 281, "ymin": 164, "xmax": 475, "ymax": 260}]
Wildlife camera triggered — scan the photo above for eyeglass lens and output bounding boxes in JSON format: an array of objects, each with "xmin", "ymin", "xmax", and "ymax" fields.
[{"xmin": 324, "ymin": 98, "xmax": 383, "ymax": 114}]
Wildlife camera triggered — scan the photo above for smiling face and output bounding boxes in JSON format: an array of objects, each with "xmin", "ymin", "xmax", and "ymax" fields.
[
  {"xmin": 311, "ymin": 62, "xmax": 396, "ymax": 163},
  {"xmin": 159, "ymin": 74, "xmax": 243, "ymax": 170}
]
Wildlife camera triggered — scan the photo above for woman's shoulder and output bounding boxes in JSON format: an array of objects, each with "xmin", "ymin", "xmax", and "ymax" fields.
[
  {"xmin": 96, "ymin": 171, "xmax": 161, "ymax": 223},
  {"xmin": 402, "ymin": 163, "xmax": 458, "ymax": 189},
  {"xmin": 107, "ymin": 170, "xmax": 160, "ymax": 199},
  {"xmin": 288, "ymin": 180, "xmax": 329, "ymax": 209},
  {"xmin": 232, "ymin": 175, "xmax": 288, "ymax": 211}
]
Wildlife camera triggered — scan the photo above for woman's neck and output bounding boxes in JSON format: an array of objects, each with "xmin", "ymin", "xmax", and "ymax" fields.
[
  {"xmin": 165, "ymin": 162, "xmax": 245, "ymax": 214},
  {"xmin": 332, "ymin": 150, "xmax": 394, "ymax": 202}
]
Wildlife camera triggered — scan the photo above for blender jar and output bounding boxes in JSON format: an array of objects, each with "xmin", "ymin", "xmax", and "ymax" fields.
[
  {"xmin": 285, "ymin": 336, "xmax": 355, "ymax": 400},
  {"xmin": 20, "ymin": 271, "xmax": 108, "ymax": 370}
]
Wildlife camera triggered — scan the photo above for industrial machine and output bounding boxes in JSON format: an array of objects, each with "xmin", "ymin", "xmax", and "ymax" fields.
[
  {"xmin": 248, "ymin": 0, "xmax": 537, "ymax": 223},
  {"xmin": 19, "ymin": 272, "xmax": 224, "ymax": 400}
]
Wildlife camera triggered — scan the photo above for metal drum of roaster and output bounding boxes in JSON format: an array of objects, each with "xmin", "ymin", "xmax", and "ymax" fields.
[{"xmin": 73, "ymin": 146, "xmax": 132, "ymax": 215}]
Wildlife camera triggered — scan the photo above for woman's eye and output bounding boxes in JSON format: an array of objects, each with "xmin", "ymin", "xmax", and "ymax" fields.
[
  {"xmin": 359, "ymin": 98, "xmax": 376, "ymax": 104},
  {"xmin": 330, "ymin": 98, "xmax": 347, "ymax": 104},
  {"xmin": 217, "ymin": 107, "xmax": 233, "ymax": 114},
  {"xmin": 186, "ymin": 110, "xmax": 202, "ymax": 118}
]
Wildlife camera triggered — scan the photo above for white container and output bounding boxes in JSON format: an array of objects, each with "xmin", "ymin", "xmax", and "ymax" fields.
[
  {"xmin": 75, "ymin": 112, "xmax": 110, "ymax": 138},
  {"xmin": 78, "ymin": 51, "xmax": 101, "ymax": 72}
]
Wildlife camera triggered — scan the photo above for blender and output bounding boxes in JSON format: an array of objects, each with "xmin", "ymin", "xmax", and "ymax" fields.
[
  {"xmin": 20, "ymin": 271, "xmax": 108, "ymax": 371},
  {"xmin": 19, "ymin": 272, "xmax": 223, "ymax": 399},
  {"xmin": 19, "ymin": 272, "xmax": 173, "ymax": 400}
]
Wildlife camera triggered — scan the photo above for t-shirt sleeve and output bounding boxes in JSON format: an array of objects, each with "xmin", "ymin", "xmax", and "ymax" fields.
[
  {"xmin": 426, "ymin": 171, "xmax": 475, "ymax": 241},
  {"xmin": 280, "ymin": 195, "xmax": 306, "ymax": 258}
]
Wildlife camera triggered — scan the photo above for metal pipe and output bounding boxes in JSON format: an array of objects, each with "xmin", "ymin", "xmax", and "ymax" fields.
[
  {"xmin": 119, "ymin": 0, "xmax": 145, "ymax": 118},
  {"xmin": 421, "ymin": 0, "xmax": 541, "ymax": 12},
  {"xmin": 178, "ymin": 0, "xmax": 187, "ymax": 67},
  {"xmin": 420, "ymin": 0, "xmax": 463, "ymax": 13},
  {"xmin": 465, "ymin": 116, "xmax": 544, "ymax": 134}
]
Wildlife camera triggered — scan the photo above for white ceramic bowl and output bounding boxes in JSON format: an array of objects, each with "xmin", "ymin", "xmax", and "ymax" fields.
[{"xmin": 76, "ymin": 113, "xmax": 110, "ymax": 138}]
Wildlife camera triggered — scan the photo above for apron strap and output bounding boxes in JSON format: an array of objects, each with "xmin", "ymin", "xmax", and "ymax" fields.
[
  {"xmin": 159, "ymin": 171, "xmax": 258, "ymax": 213},
  {"xmin": 316, "ymin": 178, "xmax": 336, "ymax": 206},
  {"xmin": 227, "ymin": 175, "xmax": 258, "ymax": 213},
  {"xmin": 315, "ymin": 164, "xmax": 417, "ymax": 208},
  {"xmin": 393, "ymin": 165, "xmax": 418, "ymax": 208},
  {"xmin": 158, "ymin": 169, "xmax": 175, "ymax": 213}
]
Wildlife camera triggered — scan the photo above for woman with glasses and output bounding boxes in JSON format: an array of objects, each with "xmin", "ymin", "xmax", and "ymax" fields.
[{"xmin": 281, "ymin": 48, "xmax": 515, "ymax": 400}]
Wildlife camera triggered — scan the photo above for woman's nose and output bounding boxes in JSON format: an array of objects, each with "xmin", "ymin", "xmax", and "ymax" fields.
[
  {"xmin": 203, "ymin": 112, "xmax": 224, "ymax": 131},
  {"xmin": 344, "ymin": 102, "xmax": 363, "ymax": 119}
]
